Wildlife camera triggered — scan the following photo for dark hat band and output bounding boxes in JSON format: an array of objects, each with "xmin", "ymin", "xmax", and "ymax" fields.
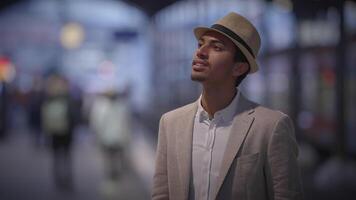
[{"xmin": 211, "ymin": 24, "xmax": 255, "ymax": 58}]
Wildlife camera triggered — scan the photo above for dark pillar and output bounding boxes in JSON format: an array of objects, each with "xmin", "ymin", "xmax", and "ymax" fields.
[
  {"xmin": 0, "ymin": 81, "xmax": 7, "ymax": 140},
  {"xmin": 335, "ymin": 0, "xmax": 346, "ymax": 157},
  {"xmin": 290, "ymin": 24, "xmax": 301, "ymax": 139}
]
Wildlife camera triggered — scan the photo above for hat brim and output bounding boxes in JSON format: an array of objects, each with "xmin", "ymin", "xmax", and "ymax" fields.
[{"xmin": 193, "ymin": 27, "xmax": 258, "ymax": 74}]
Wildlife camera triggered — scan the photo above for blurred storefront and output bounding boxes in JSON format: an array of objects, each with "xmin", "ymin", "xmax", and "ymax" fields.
[
  {"xmin": 151, "ymin": 0, "xmax": 356, "ymax": 157},
  {"xmin": 150, "ymin": 1, "xmax": 356, "ymax": 198}
]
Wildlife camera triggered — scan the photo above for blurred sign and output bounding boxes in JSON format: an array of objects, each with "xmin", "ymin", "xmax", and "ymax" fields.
[
  {"xmin": 113, "ymin": 30, "xmax": 138, "ymax": 41},
  {"xmin": 299, "ymin": 19, "xmax": 339, "ymax": 47},
  {"xmin": 0, "ymin": 56, "xmax": 16, "ymax": 82}
]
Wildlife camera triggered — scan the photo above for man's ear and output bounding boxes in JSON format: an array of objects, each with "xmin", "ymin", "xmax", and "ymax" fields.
[{"xmin": 232, "ymin": 62, "xmax": 249, "ymax": 77}]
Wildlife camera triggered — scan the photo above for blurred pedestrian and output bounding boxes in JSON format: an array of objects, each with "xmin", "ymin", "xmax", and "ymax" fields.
[
  {"xmin": 152, "ymin": 12, "xmax": 303, "ymax": 200},
  {"xmin": 41, "ymin": 74, "xmax": 75, "ymax": 191},
  {"xmin": 90, "ymin": 87, "xmax": 131, "ymax": 183}
]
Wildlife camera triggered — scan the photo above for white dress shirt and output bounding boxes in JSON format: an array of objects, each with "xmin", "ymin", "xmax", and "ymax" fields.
[{"xmin": 190, "ymin": 90, "xmax": 240, "ymax": 200}]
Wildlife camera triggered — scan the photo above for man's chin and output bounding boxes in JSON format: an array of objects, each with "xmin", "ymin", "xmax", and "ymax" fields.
[{"xmin": 191, "ymin": 74, "xmax": 206, "ymax": 82}]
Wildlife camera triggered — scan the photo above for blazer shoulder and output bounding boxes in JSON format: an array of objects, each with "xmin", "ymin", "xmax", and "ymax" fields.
[
  {"xmin": 161, "ymin": 101, "xmax": 197, "ymax": 121},
  {"xmin": 253, "ymin": 105, "xmax": 291, "ymax": 125},
  {"xmin": 250, "ymin": 106, "xmax": 295, "ymax": 145}
]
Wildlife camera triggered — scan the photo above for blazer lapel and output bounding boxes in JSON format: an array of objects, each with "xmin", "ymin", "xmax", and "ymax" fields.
[
  {"xmin": 176, "ymin": 101, "xmax": 198, "ymax": 200},
  {"xmin": 212, "ymin": 94, "xmax": 256, "ymax": 199}
]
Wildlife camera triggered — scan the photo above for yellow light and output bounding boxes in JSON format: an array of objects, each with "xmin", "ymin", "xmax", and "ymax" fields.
[{"xmin": 60, "ymin": 22, "xmax": 85, "ymax": 49}]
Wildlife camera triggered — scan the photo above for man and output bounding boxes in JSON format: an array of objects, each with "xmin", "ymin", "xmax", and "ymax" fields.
[{"xmin": 152, "ymin": 12, "xmax": 303, "ymax": 200}]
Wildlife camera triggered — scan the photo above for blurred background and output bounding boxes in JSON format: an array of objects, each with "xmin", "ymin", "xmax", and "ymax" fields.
[{"xmin": 0, "ymin": 0, "xmax": 355, "ymax": 199}]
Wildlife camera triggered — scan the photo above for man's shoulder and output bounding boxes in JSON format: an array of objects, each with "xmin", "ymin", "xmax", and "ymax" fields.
[
  {"xmin": 161, "ymin": 101, "xmax": 197, "ymax": 121},
  {"xmin": 252, "ymin": 104, "xmax": 291, "ymax": 125},
  {"xmin": 254, "ymin": 105, "xmax": 287, "ymax": 118},
  {"xmin": 240, "ymin": 96, "xmax": 288, "ymax": 121},
  {"xmin": 246, "ymin": 104, "xmax": 294, "ymax": 138}
]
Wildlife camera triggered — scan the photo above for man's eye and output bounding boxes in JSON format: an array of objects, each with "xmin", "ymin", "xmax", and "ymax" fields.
[
  {"xmin": 198, "ymin": 43, "xmax": 203, "ymax": 48},
  {"xmin": 214, "ymin": 46, "xmax": 222, "ymax": 51}
]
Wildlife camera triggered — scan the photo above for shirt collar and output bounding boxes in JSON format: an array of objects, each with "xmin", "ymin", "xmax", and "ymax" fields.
[
  {"xmin": 196, "ymin": 89, "xmax": 240, "ymax": 123},
  {"xmin": 196, "ymin": 101, "xmax": 209, "ymax": 122}
]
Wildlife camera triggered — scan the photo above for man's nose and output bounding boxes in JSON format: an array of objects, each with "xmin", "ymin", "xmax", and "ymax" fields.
[{"xmin": 196, "ymin": 45, "xmax": 208, "ymax": 59}]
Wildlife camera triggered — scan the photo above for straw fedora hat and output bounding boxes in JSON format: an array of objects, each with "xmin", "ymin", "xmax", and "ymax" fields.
[{"xmin": 194, "ymin": 12, "xmax": 261, "ymax": 73}]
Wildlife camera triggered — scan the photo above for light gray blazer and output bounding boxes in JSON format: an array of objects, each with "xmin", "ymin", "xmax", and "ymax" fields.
[{"xmin": 152, "ymin": 94, "xmax": 303, "ymax": 200}]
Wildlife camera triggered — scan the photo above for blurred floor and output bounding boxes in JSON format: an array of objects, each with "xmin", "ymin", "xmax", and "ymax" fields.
[
  {"xmin": 0, "ymin": 120, "xmax": 154, "ymax": 200},
  {"xmin": 2, "ymin": 113, "xmax": 356, "ymax": 200}
]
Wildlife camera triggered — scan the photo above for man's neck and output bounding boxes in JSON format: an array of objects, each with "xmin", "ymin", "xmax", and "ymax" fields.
[{"xmin": 201, "ymin": 85, "xmax": 237, "ymax": 119}]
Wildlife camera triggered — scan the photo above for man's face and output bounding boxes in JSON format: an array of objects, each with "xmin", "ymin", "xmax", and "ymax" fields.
[{"xmin": 191, "ymin": 31, "xmax": 238, "ymax": 86}]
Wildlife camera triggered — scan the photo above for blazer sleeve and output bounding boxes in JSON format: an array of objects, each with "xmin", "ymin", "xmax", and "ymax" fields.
[
  {"xmin": 266, "ymin": 115, "xmax": 303, "ymax": 200},
  {"xmin": 152, "ymin": 115, "xmax": 169, "ymax": 200}
]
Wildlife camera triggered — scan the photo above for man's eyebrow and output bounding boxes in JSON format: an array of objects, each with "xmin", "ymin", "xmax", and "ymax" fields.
[
  {"xmin": 198, "ymin": 38, "xmax": 225, "ymax": 46},
  {"xmin": 210, "ymin": 40, "xmax": 225, "ymax": 46}
]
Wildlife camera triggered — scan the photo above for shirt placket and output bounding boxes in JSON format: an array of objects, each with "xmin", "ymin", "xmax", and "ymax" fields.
[
  {"xmin": 199, "ymin": 118, "xmax": 211, "ymax": 200},
  {"xmin": 206, "ymin": 119, "xmax": 218, "ymax": 200}
]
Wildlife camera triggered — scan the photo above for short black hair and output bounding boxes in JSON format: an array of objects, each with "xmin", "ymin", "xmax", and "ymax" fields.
[{"xmin": 234, "ymin": 47, "xmax": 250, "ymax": 87}]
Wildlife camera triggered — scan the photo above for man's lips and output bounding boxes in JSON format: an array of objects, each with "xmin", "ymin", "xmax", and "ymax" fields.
[{"xmin": 192, "ymin": 59, "xmax": 208, "ymax": 71}]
